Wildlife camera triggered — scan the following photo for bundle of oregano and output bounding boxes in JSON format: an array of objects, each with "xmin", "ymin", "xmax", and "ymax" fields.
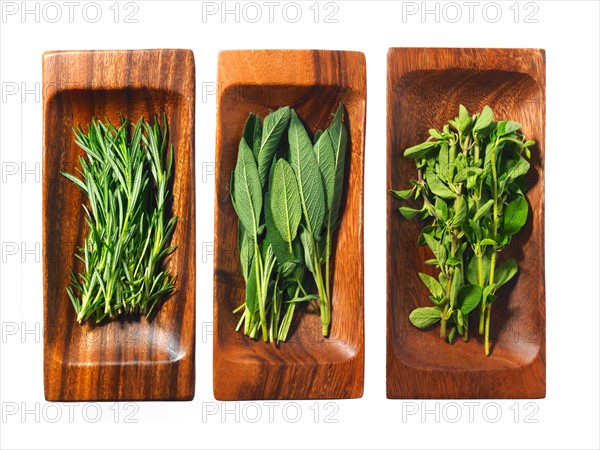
[
  {"xmin": 231, "ymin": 103, "xmax": 348, "ymax": 343},
  {"xmin": 391, "ymin": 105, "xmax": 534, "ymax": 355},
  {"xmin": 62, "ymin": 116, "xmax": 177, "ymax": 324}
]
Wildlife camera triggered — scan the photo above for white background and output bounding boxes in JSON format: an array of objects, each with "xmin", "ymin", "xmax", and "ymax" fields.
[{"xmin": 1, "ymin": 1, "xmax": 599, "ymax": 449}]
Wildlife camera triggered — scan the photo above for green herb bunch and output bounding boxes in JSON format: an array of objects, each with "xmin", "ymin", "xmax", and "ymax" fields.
[
  {"xmin": 62, "ymin": 116, "xmax": 177, "ymax": 324},
  {"xmin": 231, "ymin": 103, "xmax": 348, "ymax": 343},
  {"xmin": 391, "ymin": 105, "xmax": 534, "ymax": 355}
]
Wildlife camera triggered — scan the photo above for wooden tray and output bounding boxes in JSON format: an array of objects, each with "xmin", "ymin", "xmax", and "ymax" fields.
[
  {"xmin": 386, "ymin": 48, "xmax": 546, "ymax": 398},
  {"xmin": 214, "ymin": 50, "xmax": 365, "ymax": 400},
  {"xmin": 43, "ymin": 49, "xmax": 196, "ymax": 401}
]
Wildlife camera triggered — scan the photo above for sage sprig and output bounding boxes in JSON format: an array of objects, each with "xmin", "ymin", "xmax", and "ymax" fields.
[
  {"xmin": 231, "ymin": 103, "xmax": 348, "ymax": 343},
  {"xmin": 391, "ymin": 105, "xmax": 534, "ymax": 355},
  {"xmin": 62, "ymin": 116, "xmax": 177, "ymax": 324}
]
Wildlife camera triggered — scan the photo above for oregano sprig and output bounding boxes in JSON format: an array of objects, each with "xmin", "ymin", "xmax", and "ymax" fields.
[{"xmin": 391, "ymin": 105, "xmax": 534, "ymax": 355}]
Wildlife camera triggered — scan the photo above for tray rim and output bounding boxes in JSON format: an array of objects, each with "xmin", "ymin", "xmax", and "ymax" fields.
[
  {"xmin": 385, "ymin": 46, "xmax": 546, "ymax": 399},
  {"xmin": 42, "ymin": 48, "xmax": 196, "ymax": 401},
  {"xmin": 213, "ymin": 49, "xmax": 366, "ymax": 400}
]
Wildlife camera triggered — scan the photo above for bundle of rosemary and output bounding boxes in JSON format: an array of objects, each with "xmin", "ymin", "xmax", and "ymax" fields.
[{"xmin": 62, "ymin": 116, "xmax": 177, "ymax": 324}]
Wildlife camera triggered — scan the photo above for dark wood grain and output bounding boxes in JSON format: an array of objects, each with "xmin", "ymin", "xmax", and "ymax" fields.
[
  {"xmin": 43, "ymin": 49, "xmax": 195, "ymax": 401},
  {"xmin": 214, "ymin": 50, "xmax": 365, "ymax": 400},
  {"xmin": 386, "ymin": 48, "xmax": 546, "ymax": 398}
]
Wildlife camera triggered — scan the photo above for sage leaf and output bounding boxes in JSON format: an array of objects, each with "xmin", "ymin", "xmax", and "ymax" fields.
[
  {"xmin": 270, "ymin": 159, "xmax": 302, "ymax": 244},
  {"xmin": 314, "ymin": 129, "xmax": 323, "ymax": 143},
  {"xmin": 265, "ymin": 192, "xmax": 297, "ymax": 276},
  {"xmin": 233, "ymin": 139, "xmax": 263, "ymax": 238},
  {"xmin": 326, "ymin": 103, "xmax": 349, "ymax": 227},
  {"xmin": 288, "ymin": 109, "xmax": 326, "ymax": 238},
  {"xmin": 242, "ymin": 113, "xmax": 262, "ymax": 160},
  {"xmin": 299, "ymin": 225, "xmax": 315, "ymax": 274},
  {"xmin": 314, "ymin": 129, "xmax": 335, "ymax": 212},
  {"xmin": 238, "ymin": 221, "xmax": 254, "ymax": 282},
  {"xmin": 258, "ymin": 106, "xmax": 290, "ymax": 187}
]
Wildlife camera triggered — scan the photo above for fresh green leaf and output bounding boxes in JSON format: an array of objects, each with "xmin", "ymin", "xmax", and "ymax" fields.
[
  {"xmin": 409, "ymin": 307, "xmax": 442, "ymax": 329},
  {"xmin": 270, "ymin": 159, "xmax": 302, "ymax": 244},
  {"xmin": 242, "ymin": 113, "xmax": 262, "ymax": 159},
  {"xmin": 494, "ymin": 258, "xmax": 518, "ymax": 288},
  {"xmin": 288, "ymin": 109, "xmax": 326, "ymax": 238},
  {"xmin": 404, "ymin": 140, "xmax": 440, "ymax": 159},
  {"xmin": 314, "ymin": 129, "xmax": 335, "ymax": 211},
  {"xmin": 473, "ymin": 199, "xmax": 494, "ymax": 221},
  {"xmin": 233, "ymin": 138, "xmax": 263, "ymax": 238},
  {"xmin": 446, "ymin": 257, "xmax": 462, "ymax": 266},
  {"xmin": 449, "ymin": 268, "xmax": 461, "ymax": 308},
  {"xmin": 448, "ymin": 326, "xmax": 457, "ymax": 343},
  {"xmin": 429, "ymin": 128, "xmax": 443, "ymax": 139},
  {"xmin": 423, "ymin": 233, "xmax": 447, "ymax": 265},
  {"xmin": 452, "ymin": 195, "xmax": 468, "ymax": 225},
  {"xmin": 502, "ymin": 121, "xmax": 522, "ymax": 135},
  {"xmin": 503, "ymin": 196, "xmax": 528, "ymax": 236},
  {"xmin": 467, "ymin": 250, "xmax": 490, "ymax": 286},
  {"xmin": 390, "ymin": 188, "xmax": 414, "ymax": 201},
  {"xmin": 473, "ymin": 105, "xmax": 493, "ymax": 132},
  {"xmin": 258, "ymin": 106, "xmax": 290, "ymax": 187},
  {"xmin": 425, "ymin": 169, "xmax": 456, "ymax": 199},
  {"xmin": 299, "ymin": 225, "xmax": 315, "ymax": 275},
  {"xmin": 326, "ymin": 102, "xmax": 349, "ymax": 228},
  {"xmin": 265, "ymin": 192, "xmax": 298, "ymax": 276},
  {"xmin": 458, "ymin": 284, "xmax": 482, "ymax": 314},
  {"xmin": 482, "ymin": 284, "xmax": 496, "ymax": 306},
  {"xmin": 418, "ymin": 272, "xmax": 444, "ymax": 298},
  {"xmin": 399, "ymin": 206, "xmax": 423, "ymax": 220},
  {"xmin": 238, "ymin": 222, "xmax": 254, "ymax": 282},
  {"xmin": 458, "ymin": 105, "xmax": 472, "ymax": 134}
]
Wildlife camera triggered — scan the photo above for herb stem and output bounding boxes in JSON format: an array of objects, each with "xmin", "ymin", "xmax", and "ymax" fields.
[
  {"xmin": 485, "ymin": 303, "xmax": 492, "ymax": 356},
  {"xmin": 254, "ymin": 241, "xmax": 268, "ymax": 341},
  {"xmin": 313, "ymin": 243, "xmax": 330, "ymax": 337}
]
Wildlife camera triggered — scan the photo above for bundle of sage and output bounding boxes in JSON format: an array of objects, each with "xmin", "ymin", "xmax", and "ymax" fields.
[{"xmin": 231, "ymin": 104, "xmax": 348, "ymax": 343}]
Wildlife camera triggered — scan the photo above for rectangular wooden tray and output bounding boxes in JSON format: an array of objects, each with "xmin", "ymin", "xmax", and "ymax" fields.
[
  {"xmin": 214, "ymin": 50, "xmax": 366, "ymax": 400},
  {"xmin": 386, "ymin": 48, "xmax": 546, "ymax": 398},
  {"xmin": 43, "ymin": 49, "xmax": 196, "ymax": 401}
]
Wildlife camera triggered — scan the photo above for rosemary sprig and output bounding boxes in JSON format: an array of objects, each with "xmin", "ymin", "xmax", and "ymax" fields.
[{"xmin": 62, "ymin": 116, "xmax": 177, "ymax": 324}]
